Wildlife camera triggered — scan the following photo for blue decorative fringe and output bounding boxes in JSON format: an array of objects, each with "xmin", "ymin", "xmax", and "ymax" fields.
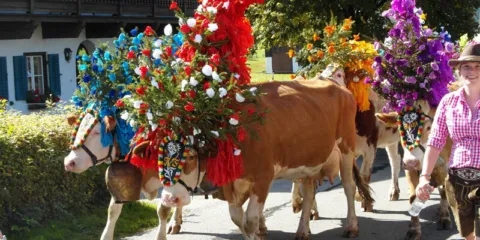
[
  {"xmin": 115, "ymin": 118, "xmax": 135, "ymax": 156},
  {"xmin": 100, "ymin": 121, "xmax": 114, "ymax": 148}
]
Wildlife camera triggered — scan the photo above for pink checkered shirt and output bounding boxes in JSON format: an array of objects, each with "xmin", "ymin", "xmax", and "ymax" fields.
[{"xmin": 427, "ymin": 87, "xmax": 480, "ymax": 169}]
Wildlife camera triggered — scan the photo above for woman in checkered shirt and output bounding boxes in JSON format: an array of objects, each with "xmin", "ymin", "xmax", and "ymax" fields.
[{"xmin": 416, "ymin": 43, "xmax": 480, "ymax": 240}]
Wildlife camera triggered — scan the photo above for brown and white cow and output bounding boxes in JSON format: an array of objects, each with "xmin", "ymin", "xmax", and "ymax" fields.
[
  {"xmin": 64, "ymin": 115, "xmax": 206, "ymax": 240},
  {"xmin": 376, "ymin": 101, "xmax": 452, "ymax": 240},
  {"xmin": 158, "ymin": 80, "xmax": 374, "ymax": 239}
]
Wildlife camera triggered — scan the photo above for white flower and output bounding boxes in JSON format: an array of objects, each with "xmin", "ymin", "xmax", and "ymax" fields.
[
  {"xmin": 235, "ymin": 93, "xmax": 245, "ymax": 103},
  {"xmin": 165, "ymin": 100, "xmax": 174, "ymax": 109},
  {"xmin": 187, "ymin": 18, "xmax": 196, "ymax": 28},
  {"xmin": 164, "ymin": 24, "xmax": 173, "ymax": 36},
  {"xmin": 151, "ymin": 80, "xmax": 159, "ymax": 89},
  {"xmin": 189, "ymin": 77, "xmax": 198, "ymax": 86},
  {"xmin": 202, "ymin": 0, "xmax": 208, "ymax": 5},
  {"xmin": 212, "ymin": 71, "xmax": 222, "ymax": 82},
  {"xmin": 173, "ymin": 117, "xmax": 181, "ymax": 123},
  {"xmin": 151, "ymin": 123, "xmax": 158, "ymax": 131},
  {"xmin": 211, "ymin": 131, "xmax": 219, "ymax": 137},
  {"xmin": 178, "ymin": 18, "xmax": 185, "ymax": 26},
  {"xmin": 206, "ymin": 88, "xmax": 215, "ymax": 98},
  {"xmin": 199, "ymin": 140, "xmax": 205, "ymax": 147},
  {"xmin": 152, "ymin": 49, "xmax": 162, "ymax": 59},
  {"xmin": 194, "ymin": 34, "xmax": 203, "ymax": 43},
  {"xmin": 197, "ymin": 4, "xmax": 204, "ymax": 12},
  {"xmin": 129, "ymin": 120, "xmax": 136, "ymax": 127},
  {"xmin": 193, "ymin": 128, "xmax": 201, "ymax": 135},
  {"xmin": 234, "ymin": 73, "xmax": 240, "ymax": 79},
  {"xmin": 188, "ymin": 135, "xmax": 195, "ymax": 145},
  {"xmin": 353, "ymin": 76, "xmax": 360, "ymax": 82},
  {"xmin": 154, "ymin": 39, "xmax": 162, "ymax": 48},
  {"xmin": 120, "ymin": 111, "xmax": 129, "ymax": 120},
  {"xmin": 147, "ymin": 111, "xmax": 153, "ymax": 120},
  {"xmin": 207, "ymin": 7, "xmax": 217, "ymax": 14},
  {"xmin": 208, "ymin": 23, "xmax": 218, "ymax": 32},
  {"xmin": 133, "ymin": 100, "xmax": 143, "ymax": 109},
  {"xmin": 219, "ymin": 87, "xmax": 227, "ymax": 98},
  {"xmin": 229, "ymin": 118, "xmax": 239, "ymax": 125},
  {"xmin": 249, "ymin": 87, "xmax": 257, "ymax": 94},
  {"xmin": 123, "ymin": 95, "xmax": 132, "ymax": 99},
  {"xmin": 202, "ymin": 65, "xmax": 213, "ymax": 76},
  {"xmin": 223, "ymin": 1, "xmax": 230, "ymax": 9},
  {"xmin": 234, "ymin": 148, "xmax": 241, "ymax": 156},
  {"xmin": 181, "ymin": 79, "xmax": 188, "ymax": 91},
  {"xmin": 134, "ymin": 67, "xmax": 142, "ymax": 76}
]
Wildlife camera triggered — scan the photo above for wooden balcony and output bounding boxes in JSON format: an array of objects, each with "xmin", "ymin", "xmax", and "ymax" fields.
[{"xmin": 0, "ymin": 0, "xmax": 198, "ymax": 39}]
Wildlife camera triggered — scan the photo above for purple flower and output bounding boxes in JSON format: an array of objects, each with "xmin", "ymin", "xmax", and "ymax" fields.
[
  {"xmin": 411, "ymin": 92, "xmax": 418, "ymax": 100},
  {"xmin": 418, "ymin": 44, "xmax": 426, "ymax": 51},
  {"xmin": 445, "ymin": 42, "xmax": 454, "ymax": 53},
  {"xmin": 405, "ymin": 76, "xmax": 417, "ymax": 83},
  {"xmin": 416, "ymin": 66, "xmax": 424, "ymax": 75},
  {"xmin": 389, "ymin": 29, "xmax": 401, "ymax": 38},
  {"xmin": 396, "ymin": 59, "xmax": 409, "ymax": 67},
  {"xmin": 428, "ymin": 72, "xmax": 437, "ymax": 79},
  {"xmin": 419, "ymin": 81, "xmax": 427, "ymax": 89},
  {"xmin": 374, "ymin": 42, "xmax": 381, "ymax": 51},
  {"xmin": 385, "ymin": 53, "xmax": 394, "ymax": 62},
  {"xmin": 374, "ymin": 56, "xmax": 383, "ymax": 63},
  {"xmin": 431, "ymin": 62, "xmax": 439, "ymax": 71}
]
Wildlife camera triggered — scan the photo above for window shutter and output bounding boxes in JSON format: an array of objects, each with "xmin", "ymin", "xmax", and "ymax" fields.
[
  {"xmin": 13, "ymin": 56, "xmax": 27, "ymax": 101},
  {"xmin": 48, "ymin": 54, "xmax": 61, "ymax": 96},
  {"xmin": 0, "ymin": 57, "xmax": 8, "ymax": 100}
]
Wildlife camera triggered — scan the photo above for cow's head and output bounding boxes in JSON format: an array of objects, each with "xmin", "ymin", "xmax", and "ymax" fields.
[
  {"xmin": 318, "ymin": 63, "xmax": 346, "ymax": 87},
  {"xmin": 64, "ymin": 111, "xmax": 117, "ymax": 173},
  {"xmin": 376, "ymin": 101, "xmax": 434, "ymax": 171},
  {"xmin": 132, "ymin": 141, "xmax": 206, "ymax": 207}
]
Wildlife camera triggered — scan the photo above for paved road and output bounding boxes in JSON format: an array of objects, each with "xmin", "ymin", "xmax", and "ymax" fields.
[{"xmin": 123, "ymin": 150, "xmax": 463, "ymax": 240}]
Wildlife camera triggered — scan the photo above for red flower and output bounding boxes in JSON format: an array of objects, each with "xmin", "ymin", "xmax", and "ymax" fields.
[
  {"xmin": 115, "ymin": 99, "xmax": 125, "ymax": 107},
  {"xmin": 127, "ymin": 50, "xmax": 135, "ymax": 59},
  {"xmin": 184, "ymin": 102, "xmax": 195, "ymax": 112},
  {"xmin": 139, "ymin": 109, "xmax": 146, "ymax": 115},
  {"xmin": 140, "ymin": 103, "xmax": 149, "ymax": 109},
  {"xmin": 159, "ymin": 119, "xmax": 168, "ymax": 126},
  {"xmin": 180, "ymin": 92, "xmax": 187, "ymax": 99},
  {"xmin": 188, "ymin": 90, "xmax": 196, "ymax": 98},
  {"xmin": 136, "ymin": 87, "xmax": 145, "ymax": 95},
  {"xmin": 237, "ymin": 126, "xmax": 246, "ymax": 142},
  {"xmin": 169, "ymin": 1, "xmax": 178, "ymax": 10},
  {"xmin": 203, "ymin": 82, "xmax": 210, "ymax": 90},
  {"xmin": 165, "ymin": 46, "xmax": 172, "ymax": 57},
  {"xmin": 139, "ymin": 66, "xmax": 149, "ymax": 77},
  {"xmin": 247, "ymin": 108, "xmax": 256, "ymax": 115},
  {"xmin": 210, "ymin": 54, "xmax": 221, "ymax": 66},
  {"xmin": 184, "ymin": 65, "xmax": 192, "ymax": 76},
  {"xmin": 142, "ymin": 49, "xmax": 151, "ymax": 57},
  {"xmin": 144, "ymin": 26, "xmax": 155, "ymax": 36},
  {"xmin": 180, "ymin": 24, "xmax": 190, "ymax": 34}
]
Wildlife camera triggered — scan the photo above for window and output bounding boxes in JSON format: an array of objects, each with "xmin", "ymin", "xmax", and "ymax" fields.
[{"xmin": 24, "ymin": 52, "xmax": 48, "ymax": 94}]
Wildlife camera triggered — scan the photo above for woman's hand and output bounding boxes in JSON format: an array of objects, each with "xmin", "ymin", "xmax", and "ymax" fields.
[{"xmin": 415, "ymin": 176, "xmax": 434, "ymax": 201}]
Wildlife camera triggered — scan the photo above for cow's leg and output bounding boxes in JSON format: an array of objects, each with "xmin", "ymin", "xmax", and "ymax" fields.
[
  {"xmin": 100, "ymin": 197, "xmax": 123, "ymax": 240},
  {"xmin": 156, "ymin": 204, "xmax": 171, "ymax": 240},
  {"xmin": 311, "ymin": 193, "xmax": 320, "ymax": 220},
  {"xmin": 245, "ymin": 180, "xmax": 271, "ymax": 240},
  {"xmin": 227, "ymin": 179, "xmax": 252, "ymax": 238},
  {"xmin": 167, "ymin": 206, "xmax": 183, "ymax": 234},
  {"xmin": 295, "ymin": 178, "xmax": 315, "ymax": 240},
  {"xmin": 386, "ymin": 143, "xmax": 401, "ymax": 201},
  {"xmin": 340, "ymin": 151, "xmax": 360, "ymax": 238},
  {"xmin": 437, "ymin": 186, "xmax": 453, "ymax": 230},
  {"xmin": 258, "ymin": 200, "xmax": 268, "ymax": 237},
  {"xmin": 404, "ymin": 170, "xmax": 421, "ymax": 240},
  {"xmin": 292, "ymin": 180, "xmax": 303, "ymax": 213},
  {"xmin": 358, "ymin": 146, "xmax": 376, "ymax": 212}
]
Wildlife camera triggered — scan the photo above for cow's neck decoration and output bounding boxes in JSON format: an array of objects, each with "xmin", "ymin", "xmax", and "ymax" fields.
[
  {"xmin": 70, "ymin": 109, "xmax": 100, "ymax": 150},
  {"xmin": 397, "ymin": 106, "xmax": 426, "ymax": 151},
  {"xmin": 158, "ymin": 134, "xmax": 189, "ymax": 186}
]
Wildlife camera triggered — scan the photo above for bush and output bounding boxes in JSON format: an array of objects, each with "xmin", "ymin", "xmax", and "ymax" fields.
[{"xmin": 0, "ymin": 107, "xmax": 110, "ymax": 235}]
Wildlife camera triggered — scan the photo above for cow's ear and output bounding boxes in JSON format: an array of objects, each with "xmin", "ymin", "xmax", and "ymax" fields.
[
  {"xmin": 66, "ymin": 114, "xmax": 79, "ymax": 126},
  {"xmin": 375, "ymin": 112, "xmax": 398, "ymax": 128},
  {"xmin": 133, "ymin": 141, "xmax": 150, "ymax": 157},
  {"xmin": 104, "ymin": 116, "xmax": 117, "ymax": 132}
]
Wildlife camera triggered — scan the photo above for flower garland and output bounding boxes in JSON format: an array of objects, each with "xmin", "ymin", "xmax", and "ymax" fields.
[
  {"xmin": 368, "ymin": 0, "xmax": 455, "ymax": 112},
  {"xmin": 397, "ymin": 106, "xmax": 425, "ymax": 151},
  {"xmin": 69, "ymin": 108, "xmax": 100, "ymax": 150},
  {"xmin": 295, "ymin": 17, "xmax": 377, "ymax": 112},
  {"xmin": 158, "ymin": 134, "xmax": 189, "ymax": 186}
]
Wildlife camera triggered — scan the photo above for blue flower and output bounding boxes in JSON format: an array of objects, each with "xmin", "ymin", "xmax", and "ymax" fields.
[
  {"xmin": 107, "ymin": 65, "xmax": 113, "ymax": 71},
  {"xmin": 127, "ymin": 76, "xmax": 133, "ymax": 83},
  {"xmin": 130, "ymin": 28, "xmax": 138, "ymax": 37},
  {"xmin": 82, "ymin": 54, "xmax": 90, "ymax": 62},
  {"xmin": 83, "ymin": 74, "xmax": 91, "ymax": 83},
  {"xmin": 114, "ymin": 40, "xmax": 120, "ymax": 48},
  {"xmin": 132, "ymin": 38, "xmax": 141, "ymax": 45},
  {"xmin": 92, "ymin": 65, "xmax": 98, "ymax": 72},
  {"xmin": 108, "ymin": 89, "xmax": 116, "ymax": 98},
  {"xmin": 79, "ymin": 64, "xmax": 88, "ymax": 71},
  {"xmin": 93, "ymin": 49, "xmax": 100, "ymax": 58},
  {"xmin": 122, "ymin": 62, "xmax": 129, "ymax": 70},
  {"xmin": 72, "ymin": 96, "xmax": 79, "ymax": 102},
  {"xmin": 104, "ymin": 51, "xmax": 112, "ymax": 61},
  {"xmin": 137, "ymin": 33, "xmax": 145, "ymax": 40},
  {"xmin": 75, "ymin": 101, "xmax": 83, "ymax": 107},
  {"xmin": 173, "ymin": 33, "xmax": 184, "ymax": 46},
  {"xmin": 97, "ymin": 65, "xmax": 104, "ymax": 72},
  {"xmin": 119, "ymin": 33, "xmax": 126, "ymax": 41},
  {"xmin": 75, "ymin": 55, "xmax": 81, "ymax": 60},
  {"xmin": 108, "ymin": 73, "xmax": 116, "ymax": 82},
  {"xmin": 90, "ymin": 89, "xmax": 97, "ymax": 95},
  {"xmin": 154, "ymin": 59, "xmax": 161, "ymax": 66}
]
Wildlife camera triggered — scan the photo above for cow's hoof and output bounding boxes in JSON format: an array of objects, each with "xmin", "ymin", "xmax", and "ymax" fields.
[
  {"xmin": 168, "ymin": 225, "xmax": 181, "ymax": 234},
  {"xmin": 404, "ymin": 229, "xmax": 421, "ymax": 240},
  {"xmin": 389, "ymin": 190, "xmax": 400, "ymax": 201},
  {"xmin": 257, "ymin": 226, "xmax": 268, "ymax": 236},
  {"xmin": 355, "ymin": 191, "xmax": 363, "ymax": 202},
  {"xmin": 342, "ymin": 229, "xmax": 359, "ymax": 238},
  {"xmin": 294, "ymin": 233, "xmax": 309, "ymax": 240},
  {"xmin": 292, "ymin": 204, "xmax": 302, "ymax": 214},
  {"xmin": 310, "ymin": 211, "xmax": 320, "ymax": 220},
  {"xmin": 437, "ymin": 218, "xmax": 453, "ymax": 230},
  {"xmin": 361, "ymin": 200, "xmax": 374, "ymax": 212}
]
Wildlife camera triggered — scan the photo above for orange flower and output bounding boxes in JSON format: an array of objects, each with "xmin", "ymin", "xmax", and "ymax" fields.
[
  {"xmin": 354, "ymin": 34, "xmax": 360, "ymax": 41},
  {"xmin": 328, "ymin": 45, "xmax": 335, "ymax": 54},
  {"xmin": 343, "ymin": 17, "xmax": 353, "ymax": 25},
  {"xmin": 316, "ymin": 51, "xmax": 324, "ymax": 59},
  {"xmin": 324, "ymin": 25, "xmax": 336, "ymax": 36},
  {"xmin": 288, "ymin": 49, "xmax": 295, "ymax": 58},
  {"xmin": 342, "ymin": 24, "xmax": 351, "ymax": 31},
  {"xmin": 290, "ymin": 74, "xmax": 296, "ymax": 80},
  {"xmin": 342, "ymin": 17, "xmax": 353, "ymax": 31},
  {"xmin": 313, "ymin": 33, "xmax": 321, "ymax": 42},
  {"xmin": 340, "ymin": 38, "xmax": 346, "ymax": 43},
  {"xmin": 307, "ymin": 43, "xmax": 313, "ymax": 50}
]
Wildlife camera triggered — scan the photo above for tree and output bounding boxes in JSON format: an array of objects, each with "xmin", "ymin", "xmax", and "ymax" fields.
[{"xmin": 247, "ymin": 0, "xmax": 480, "ymax": 49}]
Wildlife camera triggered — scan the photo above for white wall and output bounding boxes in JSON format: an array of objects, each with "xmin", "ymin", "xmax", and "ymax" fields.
[{"xmin": 0, "ymin": 25, "xmax": 111, "ymax": 113}]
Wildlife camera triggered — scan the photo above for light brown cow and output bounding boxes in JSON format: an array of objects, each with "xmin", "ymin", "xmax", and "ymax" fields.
[
  {"xmin": 64, "ymin": 115, "xmax": 205, "ymax": 240},
  {"xmin": 158, "ymin": 80, "xmax": 374, "ymax": 239},
  {"xmin": 376, "ymin": 101, "xmax": 452, "ymax": 240}
]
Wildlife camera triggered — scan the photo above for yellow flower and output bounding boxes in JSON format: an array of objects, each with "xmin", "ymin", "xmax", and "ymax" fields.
[
  {"xmin": 420, "ymin": 13, "xmax": 427, "ymax": 20},
  {"xmin": 342, "ymin": 17, "xmax": 353, "ymax": 31},
  {"xmin": 343, "ymin": 17, "xmax": 353, "ymax": 25},
  {"xmin": 308, "ymin": 55, "xmax": 313, "ymax": 62},
  {"xmin": 313, "ymin": 33, "xmax": 321, "ymax": 42},
  {"xmin": 354, "ymin": 34, "xmax": 360, "ymax": 41},
  {"xmin": 324, "ymin": 25, "xmax": 336, "ymax": 36},
  {"xmin": 288, "ymin": 49, "xmax": 295, "ymax": 58},
  {"xmin": 307, "ymin": 43, "xmax": 313, "ymax": 50}
]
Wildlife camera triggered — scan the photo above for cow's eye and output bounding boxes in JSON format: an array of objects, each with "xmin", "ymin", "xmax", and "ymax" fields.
[{"xmin": 92, "ymin": 131, "xmax": 100, "ymax": 135}]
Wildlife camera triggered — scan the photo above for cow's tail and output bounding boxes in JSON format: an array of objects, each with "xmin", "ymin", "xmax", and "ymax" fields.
[{"xmin": 353, "ymin": 162, "xmax": 375, "ymax": 203}]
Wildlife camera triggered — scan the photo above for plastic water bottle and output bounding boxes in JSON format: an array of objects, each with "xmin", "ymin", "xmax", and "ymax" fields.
[{"xmin": 408, "ymin": 182, "xmax": 434, "ymax": 217}]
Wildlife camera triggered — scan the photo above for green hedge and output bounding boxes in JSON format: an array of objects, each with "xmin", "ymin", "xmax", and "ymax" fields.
[{"xmin": 0, "ymin": 103, "xmax": 110, "ymax": 235}]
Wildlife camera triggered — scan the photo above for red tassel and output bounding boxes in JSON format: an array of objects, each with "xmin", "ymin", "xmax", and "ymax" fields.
[
  {"xmin": 206, "ymin": 136, "xmax": 244, "ymax": 186},
  {"xmin": 129, "ymin": 128, "xmax": 159, "ymax": 172}
]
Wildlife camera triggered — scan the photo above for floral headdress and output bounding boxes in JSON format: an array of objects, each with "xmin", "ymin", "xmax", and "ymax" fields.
[
  {"xmin": 368, "ymin": 0, "xmax": 455, "ymax": 112},
  {"xmin": 295, "ymin": 17, "xmax": 377, "ymax": 111}
]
